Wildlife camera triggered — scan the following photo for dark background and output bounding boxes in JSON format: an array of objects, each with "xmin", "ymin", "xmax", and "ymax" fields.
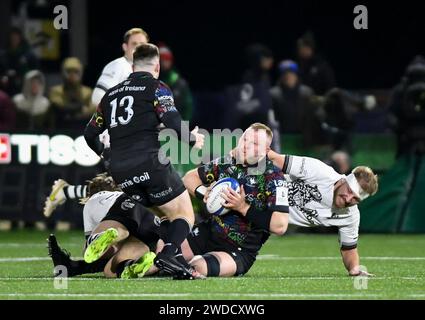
[{"xmin": 84, "ymin": 0, "xmax": 425, "ymax": 90}]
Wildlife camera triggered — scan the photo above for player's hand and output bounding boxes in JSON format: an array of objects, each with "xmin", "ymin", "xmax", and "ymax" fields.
[
  {"xmin": 222, "ymin": 185, "xmax": 249, "ymax": 215},
  {"xmin": 349, "ymin": 269, "xmax": 375, "ymax": 277},
  {"xmin": 203, "ymin": 182, "xmax": 216, "ymax": 203},
  {"xmin": 191, "ymin": 126, "xmax": 204, "ymax": 149}
]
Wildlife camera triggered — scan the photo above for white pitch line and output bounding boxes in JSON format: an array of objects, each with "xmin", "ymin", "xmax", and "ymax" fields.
[
  {"xmin": 2, "ymin": 256, "xmax": 425, "ymax": 263},
  {"xmin": 0, "ymin": 276, "xmax": 423, "ymax": 281},
  {"xmin": 0, "ymin": 243, "xmax": 81, "ymax": 248},
  {"xmin": 257, "ymin": 255, "xmax": 425, "ymax": 261},
  {"xmin": 1, "ymin": 293, "xmax": 424, "ymax": 298}
]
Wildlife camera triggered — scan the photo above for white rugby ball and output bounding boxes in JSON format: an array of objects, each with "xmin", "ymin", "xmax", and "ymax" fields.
[{"xmin": 206, "ymin": 177, "xmax": 241, "ymax": 216}]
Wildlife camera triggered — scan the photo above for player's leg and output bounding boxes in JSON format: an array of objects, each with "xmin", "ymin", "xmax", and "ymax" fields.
[
  {"xmin": 156, "ymin": 190, "xmax": 195, "ymax": 250},
  {"xmin": 47, "ymin": 234, "xmax": 109, "ymax": 277},
  {"xmin": 189, "ymin": 252, "xmax": 237, "ymax": 277},
  {"xmin": 103, "ymin": 236, "xmax": 155, "ymax": 278},
  {"xmin": 84, "ymin": 220, "xmax": 129, "ymax": 263}
]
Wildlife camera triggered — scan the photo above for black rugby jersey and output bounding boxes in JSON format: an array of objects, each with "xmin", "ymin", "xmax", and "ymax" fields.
[{"xmin": 84, "ymin": 71, "xmax": 193, "ymax": 169}]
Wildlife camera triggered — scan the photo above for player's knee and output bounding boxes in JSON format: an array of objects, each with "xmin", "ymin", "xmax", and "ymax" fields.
[
  {"xmin": 191, "ymin": 254, "xmax": 221, "ymax": 277},
  {"xmin": 189, "ymin": 255, "xmax": 209, "ymax": 277}
]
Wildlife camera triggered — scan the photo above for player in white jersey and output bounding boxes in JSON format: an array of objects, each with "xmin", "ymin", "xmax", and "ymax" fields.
[
  {"xmin": 268, "ymin": 150, "xmax": 379, "ymax": 276},
  {"xmin": 48, "ymin": 174, "xmax": 161, "ymax": 278},
  {"xmin": 91, "ymin": 27, "xmax": 149, "ymax": 105},
  {"xmin": 43, "ymin": 28, "xmax": 149, "ymax": 217}
]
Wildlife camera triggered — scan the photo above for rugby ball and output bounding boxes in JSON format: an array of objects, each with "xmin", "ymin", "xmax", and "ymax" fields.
[{"xmin": 206, "ymin": 177, "xmax": 240, "ymax": 216}]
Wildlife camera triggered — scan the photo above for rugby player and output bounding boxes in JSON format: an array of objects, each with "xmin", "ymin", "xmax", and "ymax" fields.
[
  {"xmin": 48, "ymin": 174, "xmax": 162, "ymax": 279},
  {"xmin": 172, "ymin": 123, "xmax": 290, "ymax": 277},
  {"xmin": 43, "ymin": 28, "xmax": 149, "ymax": 218},
  {"xmin": 267, "ymin": 150, "xmax": 378, "ymax": 276},
  {"xmin": 84, "ymin": 43, "xmax": 204, "ymax": 279}
]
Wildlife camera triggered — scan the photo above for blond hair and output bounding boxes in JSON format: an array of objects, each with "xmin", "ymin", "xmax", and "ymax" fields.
[
  {"xmin": 353, "ymin": 166, "xmax": 378, "ymax": 196},
  {"xmin": 123, "ymin": 28, "xmax": 149, "ymax": 43},
  {"xmin": 249, "ymin": 122, "xmax": 273, "ymax": 141}
]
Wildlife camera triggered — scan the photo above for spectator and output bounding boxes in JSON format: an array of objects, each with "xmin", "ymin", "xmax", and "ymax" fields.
[
  {"xmin": 243, "ymin": 43, "xmax": 274, "ymax": 85},
  {"xmin": 270, "ymin": 60, "xmax": 315, "ymax": 134},
  {"xmin": 236, "ymin": 43, "xmax": 273, "ymax": 129},
  {"xmin": 324, "ymin": 150, "xmax": 352, "ymax": 174},
  {"xmin": 158, "ymin": 44, "xmax": 193, "ymax": 121},
  {"xmin": 0, "ymin": 27, "xmax": 39, "ymax": 96},
  {"xmin": 0, "ymin": 89, "xmax": 16, "ymax": 130},
  {"xmin": 296, "ymin": 32, "xmax": 336, "ymax": 95},
  {"xmin": 12, "ymin": 70, "xmax": 52, "ymax": 130},
  {"xmin": 49, "ymin": 57, "xmax": 95, "ymax": 129},
  {"xmin": 388, "ymin": 56, "xmax": 425, "ymax": 157}
]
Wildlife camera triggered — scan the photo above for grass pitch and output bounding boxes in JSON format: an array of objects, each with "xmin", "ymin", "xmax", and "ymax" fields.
[{"xmin": 0, "ymin": 230, "xmax": 424, "ymax": 300}]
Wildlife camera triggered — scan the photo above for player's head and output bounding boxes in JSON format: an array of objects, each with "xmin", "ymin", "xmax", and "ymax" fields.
[
  {"xmin": 236, "ymin": 123, "xmax": 273, "ymax": 165},
  {"xmin": 333, "ymin": 166, "xmax": 378, "ymax": 208},
  {"xmin": 122, "ymin": 28, "xmax": 149, "ymax": 61},
  {"xmin": 80, "ymin": 173, "xmax": 121, "ymax": 204},
  {"xmin": 133, "ymin": 43, "xmax": 160, "ymax": 78}
]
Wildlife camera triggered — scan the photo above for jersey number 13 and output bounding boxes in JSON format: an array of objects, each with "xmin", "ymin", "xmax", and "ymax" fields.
[{"xmin": 110, "ymin": 95, "xmax": 134, "ymax": 128}]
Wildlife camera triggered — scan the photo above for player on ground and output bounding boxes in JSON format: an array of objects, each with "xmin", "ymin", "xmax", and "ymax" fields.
[
  {"xmin": 48, "ymin": 174, "xmax": 162, "ymax": 278},
  {"xmin": 268, "ymin": 151, "xmax": 378, "ymax": 276},
  {"xmin": 175, "ymin": 123, "xmax": 289, "ymax": 277},
  {"xmin": 83, "ymin": 43, "xmax": 204, "ymax": 279},
  {"xmin": 43, "ymin": 28, "xmax": 149, "ymax": 217}
]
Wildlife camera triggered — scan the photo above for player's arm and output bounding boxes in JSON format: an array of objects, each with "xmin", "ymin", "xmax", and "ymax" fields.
[
  {"xmin": 91, "ymin": 61, "xmax": 119, "ymax": 105},
  {"xmin": 222, "ymin": 185, "xmax": 289, "ymax": 235},
  {"xmin": 338, "ymin": 221, "xmax": 374, "ymax": 276},
  {"xmin": 269, "ymin": 151, "xmax": 337, "ymax": 180},
  {"xmin": 84, "ymin": 102, "xmax": 107, "ymax": 156},
  {"xmin": 183, "ymin": 159, "xmax": 220, "ymax": 200},
  {"xmin": 154, "ymin": 82, "xmax": 204, "ymax": 149}
]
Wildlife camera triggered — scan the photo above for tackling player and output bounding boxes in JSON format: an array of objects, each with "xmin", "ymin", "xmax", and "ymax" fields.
[
  {"xmin": 268, "ymin": 150, "xmax": 378, "ymax": 276},
  {"xmin": 48, "ymin": 174, "xmax": 162, "ymax": 279}
]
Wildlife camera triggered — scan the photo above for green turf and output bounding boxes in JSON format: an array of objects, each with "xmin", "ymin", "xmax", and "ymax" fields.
[{"xmin": 0, "ymin": 230, "xmax": 424, "ymax": 300}]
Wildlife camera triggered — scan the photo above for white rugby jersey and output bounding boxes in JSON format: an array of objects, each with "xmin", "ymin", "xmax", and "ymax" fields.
[
  {"xmin": 92, "ymin": 56, "xmax": 133, "ymax": 105},
  {"xmin": 83, "ymin": 191, "xmax": 123, "ymax": 234},
  {"xmin": 282, "ymin": 155, "xmax": 360, "ymax": 249}
]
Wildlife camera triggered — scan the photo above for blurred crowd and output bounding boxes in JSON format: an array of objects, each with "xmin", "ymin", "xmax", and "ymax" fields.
[{"xmin": 1, "ymin": 28, "xmax": 425, "ymax": 174}]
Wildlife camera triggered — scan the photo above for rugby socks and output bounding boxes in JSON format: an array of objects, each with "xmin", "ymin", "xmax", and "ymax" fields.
[
  {"xmin": 64, "ymin": 185, "xmax": 87, "ymax": 200},
  {"xmin": 67, "ymin": 258, "xmax": 108, "ymax": 276},
  {"xmin": 161, "ymin": 218, "xmax": 191, "ymax": 256},
  {"xmin": 115, "ymin": 259, "xmax": 134, "ymax": 278}
]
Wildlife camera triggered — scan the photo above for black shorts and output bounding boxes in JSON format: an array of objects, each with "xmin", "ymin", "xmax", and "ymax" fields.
[
  {"xmin": 101, "ymin": 195, "xmax": 161, "ymax": 251},
  {"xmin": 187, "ymin": 220, "xmax": 257, "ymax": 276},
  {"xmin": 111, "ymin": 153, "xmax": 186, "ymax": 207}
]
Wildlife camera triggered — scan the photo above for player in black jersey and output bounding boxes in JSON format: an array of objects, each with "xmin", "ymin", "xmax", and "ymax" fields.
[
  {"xmin": 84, "ymin": 43, "xmax": 204, "ymax": 279},
  {"xmin": 167, "ymin": 123, "xmax": 290, "ymax": 277}
]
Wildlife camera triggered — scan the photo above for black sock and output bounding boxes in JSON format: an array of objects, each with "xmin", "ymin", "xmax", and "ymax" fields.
[
  {"xmin": 161, "ymin": 218, "xmax": 191, "ymax": 256},
  {"xmin": 69, "ymin": 259, "xmax": 108, "ymax": 276},
  {"xmin": 159, "ymin": 218, "xmax": 171, "ymax": 240},
  {"xmin": 115, "ymin": 259, "xmax": 134, "ymax": 278}
]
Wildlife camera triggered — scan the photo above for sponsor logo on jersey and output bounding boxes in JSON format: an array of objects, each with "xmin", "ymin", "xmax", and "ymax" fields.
[
  {"xmin": 150, "ymin": 187, "xmax": 172, "ymax": 199},
  {"xmin": 121, "ymin": 199, "xmax": 136, "ymax": 211}
]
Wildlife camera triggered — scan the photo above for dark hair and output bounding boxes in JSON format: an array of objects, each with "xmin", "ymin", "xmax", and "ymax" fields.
[
  {"xmin": 123, "ymin": 28, "xmax": 149, "ymax": 44},
  {"xmin": 133, "ymin": 43, "xmax": 159, "ymax": 63}
]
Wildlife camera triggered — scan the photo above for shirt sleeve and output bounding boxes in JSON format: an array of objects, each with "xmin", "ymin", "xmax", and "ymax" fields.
[
  {"xmin": 282, "ymin": 155, "xmax": 339, "ymax": 181},
  {"xmin": 197, "ymin": 157, "xmax": 222, "ymax": 185},
  {"xmin": 338, "ymin": 218, "xmax": 359, "ymax": 250},
  {"xmin": 84, "ymin": 101, "xmax": 107, "ymax": 155},
  {"xmin": 266, "ymin": 172, "xmax": 289, "ymax": 213},
  {"xmin": 95, "ymin": 61, "xmax": 121, "ymax": 93},
  {"xmin": 154, "ymin": 81, "xmax": 195, "ymax": 146}
]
